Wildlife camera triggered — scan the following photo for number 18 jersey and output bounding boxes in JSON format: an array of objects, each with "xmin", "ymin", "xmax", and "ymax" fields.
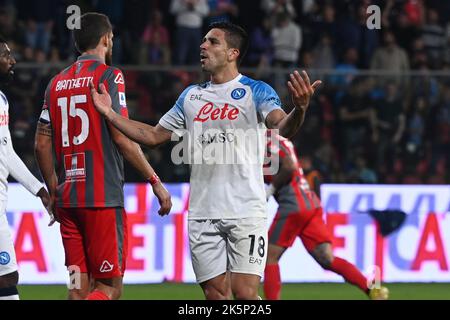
[{"xmin": 39, "ymin": 55, "xmax": 128, "ymax": 208}]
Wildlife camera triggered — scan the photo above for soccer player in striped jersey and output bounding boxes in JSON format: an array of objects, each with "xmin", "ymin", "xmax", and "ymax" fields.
[
  {"xmin": 264, "ymin": 132, "xmax": 389, "ymax": 300},
  {"xmin": 34, "ymin": 13, "xmax": 171, "ymax": 300}
]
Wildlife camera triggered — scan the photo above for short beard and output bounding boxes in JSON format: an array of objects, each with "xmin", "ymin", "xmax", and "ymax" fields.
[
  {"xmin": 0, "ymin": 71, "xmax": 13, "ymax": 86},
  {"xmin": 105, "ymin": 51, "xmax": 112, "ymax": 66}
]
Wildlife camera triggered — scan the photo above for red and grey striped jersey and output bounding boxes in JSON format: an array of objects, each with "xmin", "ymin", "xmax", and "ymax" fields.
[
  {"xmin": 265, "ymin": 134, "xmax": 321, "ymax": 212},
  {"xmin": 39, "ymin": 55, "xmax": 129, "ymax": 208}
]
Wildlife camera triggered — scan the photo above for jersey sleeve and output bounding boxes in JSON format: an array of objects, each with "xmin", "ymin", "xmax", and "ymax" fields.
[
  {"xmin": 159, "ymin": 85, "xmax": 193, "ymax": 133},
  {"xmin": 253, "ymin": 81, "xmax": 282, "ymax": 121},
  {"xmin": 6, "ymin": 122, "xmax": 43, "ymax": 195},
  {"xmin": 38, "ymin": 78, "xmax": 54, "ymax": 126},
  {"xmin": 100, "ymin": 67, "xmax": 129, "ymax": 118}
]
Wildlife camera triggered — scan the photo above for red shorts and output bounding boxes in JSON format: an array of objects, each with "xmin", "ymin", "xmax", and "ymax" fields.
[
  {"xmin": 58, "ymin": 207, "xmax": 128, "ymax": 278},
  {"xmin": 268, "ymin": 207, "xmax": 331, "ymax": 252}
]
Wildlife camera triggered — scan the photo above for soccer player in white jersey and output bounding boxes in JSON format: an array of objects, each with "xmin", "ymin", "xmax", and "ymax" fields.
[
  {"xmin": 90, "ymin": 22, "xmax": 321, "ymax": 300},
  {"xmin": 0, "ymin": 37, "xmax": 51, "ymax": 300}
]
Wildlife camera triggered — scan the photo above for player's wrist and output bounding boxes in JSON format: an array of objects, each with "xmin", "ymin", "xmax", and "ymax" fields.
[
  {"xmin": 147, "ymin": 173, "xmax": 161, "ymax": 186},
  {"xmin": 104, "ymin": 107, "xmax": 115, "ymax": 121}
]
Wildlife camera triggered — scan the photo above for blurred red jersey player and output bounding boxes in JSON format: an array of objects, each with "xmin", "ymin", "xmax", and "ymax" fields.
[
  {"xmin": 34, "ymin": 12, "xmax": 171, "ymax": 300},
  {"xmin": 263, "ymin": 132, "xmax": 388, "ymax": 300}
]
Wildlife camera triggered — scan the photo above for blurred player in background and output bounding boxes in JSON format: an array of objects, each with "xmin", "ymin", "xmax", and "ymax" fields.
[
  {"xmin": 34, "ymin": 13, "xmax": 171, "ymax": 300},
  {"xmin": 0, "ymin": 37, "xmax": 51, "ymax": 300},
  {"xmin": 263, "ymin": 132, "xmax": 389, "ymax": 300},
  {"xmin": 90, "ymin": 21, "xmax": 321, "ymax": 299}
]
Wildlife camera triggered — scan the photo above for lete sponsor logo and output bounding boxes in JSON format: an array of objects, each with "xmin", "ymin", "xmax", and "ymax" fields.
[{"xmin": 193, "ymin": 102, "xmax": 239, "ymax": 122}]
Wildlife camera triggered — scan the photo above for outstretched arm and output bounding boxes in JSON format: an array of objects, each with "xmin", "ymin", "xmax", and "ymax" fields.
[
  {"xmin": 34, "ymin": 122, "xmax": 58, "ymax": 225},
  {"xmin": 108, "ymin": 122, "xmax": 172, "ymax": 216},
  {"xmin": 266, "ymin": 70, "xmax": 321, "ymax": 138},
  {"xmin": 90, "ymin": 81, "xmax": 172, "ymax": 147}
]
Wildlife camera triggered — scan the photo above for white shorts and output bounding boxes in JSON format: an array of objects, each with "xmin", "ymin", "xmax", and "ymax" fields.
[
  {"xmin": 0, "ymin": 201, "xmax": 17, "ymax": 276},
  {"xmin": 188, "ymin": 217, "xmax": 268, "ymax": 283}
]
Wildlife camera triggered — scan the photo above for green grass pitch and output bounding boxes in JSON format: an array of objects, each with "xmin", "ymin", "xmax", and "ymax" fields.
[{"xmin": 18, "ymin": 283, "xmax": 450, "ymax": 300}]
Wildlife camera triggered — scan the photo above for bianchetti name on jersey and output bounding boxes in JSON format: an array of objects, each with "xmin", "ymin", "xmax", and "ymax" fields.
[{"xmin": 55, "ymin": 76, "xmax": 94, "ymax": 91}]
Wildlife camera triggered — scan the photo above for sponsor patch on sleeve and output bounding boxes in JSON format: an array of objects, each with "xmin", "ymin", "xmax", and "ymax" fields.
[{"xmin": 119, "ymin": 92, "xmax": 127, "ymax": 107}]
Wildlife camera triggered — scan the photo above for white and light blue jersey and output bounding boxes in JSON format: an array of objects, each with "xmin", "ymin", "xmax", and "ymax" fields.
[
  {"xmin": 0, "ymin": 91, "xmax": 43, "ymax": 201},
  {"xmin": 159, "ymin": 74, "xmax": 282, "ymax": 219}
]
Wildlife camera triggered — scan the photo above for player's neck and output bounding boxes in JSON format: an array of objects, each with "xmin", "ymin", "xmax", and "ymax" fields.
[
  {"xmin": 210, "ymin": 68, "xmax": 240, "ymax": 85},
  {"xmin": 81, "ymin": 49, "xmax": 105, "ymax": 64}
]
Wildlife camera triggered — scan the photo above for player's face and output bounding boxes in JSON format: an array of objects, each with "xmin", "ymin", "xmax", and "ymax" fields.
[
  {"xmin": 105, "ymin": 32, "xmax": 113, "ymax": 66},
  {"xmin": 0, "ymin": 43, "xmax": 16, "ymax": 83},
  {"xmin": 200, "ymin": 28, "xmax": 232, "ymax": 73}
]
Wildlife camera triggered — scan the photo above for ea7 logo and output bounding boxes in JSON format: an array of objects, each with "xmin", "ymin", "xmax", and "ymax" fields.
[
  {"xmin": 100, "ymin": 260, "xmax": 114, "ymax": 273},
  {"xmin": 114, "ymin": 73, "xmax": 125, "ymax": 84}
]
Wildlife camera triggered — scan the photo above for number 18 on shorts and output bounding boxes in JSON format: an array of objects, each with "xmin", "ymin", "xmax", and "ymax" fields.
[{"xmin": 188, "ymin": 217, "xmax": 268, "ymax": 283}]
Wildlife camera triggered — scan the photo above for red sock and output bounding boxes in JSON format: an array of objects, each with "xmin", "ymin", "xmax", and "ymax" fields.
[
  {"xmin": 328, "ymin": 257, "xmax": 369, "ymax": 294},
  {"xmin": 85, "ymin": 290, "xmax": 110, "ymax": 300},
  {"xmin": 264, "ymin": 264, "xmax": 281, "ymax": 300}
]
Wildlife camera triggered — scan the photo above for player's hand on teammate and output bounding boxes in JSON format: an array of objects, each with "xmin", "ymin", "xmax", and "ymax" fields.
[
  {"xmin": 37, "ymin": 187, "xmax": 57, "ymax": 226},
  {"xmin": 89, "ymin": 80, "xmax": 113, "ymax": 118},
  {"xmin": 287, "ymin": 70, "xmax": 322, "ymax": 112},
  {"xmin": 152, "ymin": 182, "xmax": 172, "ymax": 216}
]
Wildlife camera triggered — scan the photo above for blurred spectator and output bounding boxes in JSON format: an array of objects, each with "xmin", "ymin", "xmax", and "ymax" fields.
[
  {"xmin": 271, "ymin": 11, "xmax": 301, "ymax": 68},
  {"xmin": 421, "ymin": 8, "xmax": 446, "ymax": 69},
  {"xmin": 207, "ymin": 0, "xmax": 238, "ymax": 24},
  {"xmin": 406, "ymin": 96, "xmax": 427, "ymax": 156},
  {"xmin": 20, "ymin": 0, "xmax": 56, "ymax": 55},
  {"xmin": 330, "ymin": 47, "xmax": 359, "ymax": 88},
  {"xmin": 338, "ymin": 77, "xmax": 374, "ymax": 164},
  {"xmin": 0, "ymin": 3, "xmax": 26, "ymax": 52},
  {"xmin": 371, "ymin": 82, "xmax": 406, "ymax": 173},
  {"xmin": 246, "ymin": 16, "xmax": 273, "ymax": 67},
  {"xmin": 349, "ymin": 155, "xmax": 378, "ymax": 184},
  {"xmin": 311, "ymin": 33, "xmax": 335, "ymax": 70},
  {"xmin": 171, "ymin": 0, "xmax": 209, "ymax": 65},
  {"xmin": 140, "ymin": 10, "xmax": 171, "ymax": 65},
  {"xmin": 261, "ymin": 0, "xmax": 296, "ymax": 24},
  {"xmin": 370, "ymin": 30, "xmax": 410, "ymax": 87}
]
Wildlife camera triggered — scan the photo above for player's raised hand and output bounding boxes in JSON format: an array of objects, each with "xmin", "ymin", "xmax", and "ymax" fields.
[
  {"xmin": 152, "ymin": 182, "xmax": 172, "ymax": 216},
  {"xmin": 89, "ymin": 80, "xmax": 113, "ymax": 118},
  {"xmin": 287, "ymin": 70, "xmax": 322, "ymax": 112}
]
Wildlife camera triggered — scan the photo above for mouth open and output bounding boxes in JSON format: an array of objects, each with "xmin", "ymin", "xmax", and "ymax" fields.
[{"xmin": 200, "ymin": 53, "xmax": 208, "ymax": 63}]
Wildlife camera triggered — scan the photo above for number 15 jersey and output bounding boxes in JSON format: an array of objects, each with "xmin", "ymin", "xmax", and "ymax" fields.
[{"xmin": 39, "ymin": 55, "xmax": 128, "ymax": 208}]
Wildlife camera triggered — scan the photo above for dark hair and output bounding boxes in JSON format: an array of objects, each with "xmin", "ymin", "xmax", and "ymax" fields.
[
  {"xmin": 0, "ymin": 35, "xmax": 6, "ymax": 44},
  {"xmin": 207, "ymin": 21, "xmax": 249, "ymax": 66},
  {"xmin": 73, "ymin": 12, "xmax": 112, "ymax": 53}
]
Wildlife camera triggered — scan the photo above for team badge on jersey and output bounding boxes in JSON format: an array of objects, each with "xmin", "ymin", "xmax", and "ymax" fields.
[
  {"xmin": 119, "ymin": 92, "xmax": 127, "ymax": 107},
  {"xmin": 114, "ymin": 73, "xmax": 125, "ymax": 84},
  {"xmin": 231, "ymin": 88, "xmax": 246, "ymax": 100},
  {"xmin": 64, "ymin": 153, "xmax": 86, "ymax": 181},
  {"xmin": 0, "ymin": 251, "xmax": 10, "ymax": 265}
]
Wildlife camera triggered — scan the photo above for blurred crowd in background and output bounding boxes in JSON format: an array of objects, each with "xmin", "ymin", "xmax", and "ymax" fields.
[{"xmin": 0, "ymin": 0, "xmax": 449, "ymax": 184}]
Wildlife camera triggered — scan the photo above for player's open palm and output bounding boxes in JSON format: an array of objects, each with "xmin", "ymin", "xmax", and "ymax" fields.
[
  {"xmin": 152, "ymin": 182, "xmax": 172, "ymax": 216},
  {"xmin": 287, "ymin": 70, "xmax": 322, "ymax": 112},
  {"xmin": 89, "ymin": 81, "xmax": 112, "ymax": 117}
]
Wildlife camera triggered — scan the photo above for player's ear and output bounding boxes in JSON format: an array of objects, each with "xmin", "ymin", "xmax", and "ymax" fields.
[
  {"xmin": 100, "ymin": 33, "xmax": 109, "ymax": 48},
  {"xmin": 228, "ymin": 48, "xmax": 240, "ymax": 62}
]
